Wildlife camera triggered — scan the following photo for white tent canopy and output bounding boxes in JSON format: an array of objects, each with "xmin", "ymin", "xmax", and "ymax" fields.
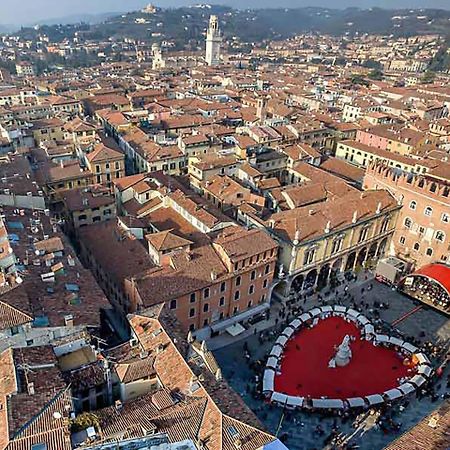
[
  {"xmin": 376, "ymin": 334, "xmax": 389, "ymax": 344},
  {"xmin": 415, "ymin": 353, "xmax": 430, "ymax": 364},
  {"xmin": 225, "ymin": 323, "xmax": 246, "ymax": 336},
  {"xmin": 312, "ymin": 398, "xmax": 344, "ymax": 409},
  {"xmin": 384, "ymin": 388, "xmax": 403, "ymax": 400},
  {"xmin": 266, "ymin": 356, "xmax": 279, "ymax": 369},
  {"xmin": 269, "ymin": 346, "xmax": 282, "ymax": 358},
  {"xmin": 262, "ymin": 370, "xmax": 275, "ymax": 393},
  {"xmin": 365, "ymin": 394, "xmax": 385, "ymax": 405},
  {"xmin": 333, "ymin": 305, "xmax": 347, "ymax": 313},
  {"xmin": 309, "ymin": 308, "xmax": 322, "ymax": 317},
  {"xmin": 347, "ymin": 397, "xmax": 366, "ymax": 407},
  {"xmin": 271, "ymin": 392, "xmax": 288, "ymax": 405},
  {"xmin": 364, "ymin": 324, "xmax": 375, "ymax": 335},
  {"xmin": 299, "ymin": 313, "xmax": 312, "ymax": 322},
  {"xmin": 282, "ymin": 327, "xmax": 294, "ymax": 339},
  {"xmin": 347, "ymin": 308, "xmax": 360, "ymax": 318},
  {"xmin": 289, "ymin": 319, "xmax": 301, "ymax": 330},
  {"xmin": 388, "ymin": 337, "xmax": 404, "ymax": 347},
  {"xmin": 398, "ymin": 383, "xmax": 416, "ymax": 395},
  {"xmin": 417, "ymin": 365, "xmax": 433, "ymax": 377},
  {"xmin": 286, "ymin": 396, "xmax": 303, "ymax": 408},
  {"xmin": 409, "ymin": 374, "xmax": 427, "ymax": 387},
  {"xmin": 402, "ymin": 342, "xmax": 418, "ymax": 353},
  {"xmin": 357, "ymin": 316, "xmax": 370, "ymax": 326},
  {"xmin": 275, "ymin": 335, "xmax": 288, "ymax": 347},
  {"xmin": 320, "ymin": 306, "xmax": 333, "ymax": 313}
]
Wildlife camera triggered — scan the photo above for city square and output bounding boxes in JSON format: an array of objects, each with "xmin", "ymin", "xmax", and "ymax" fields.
[{"xmin": 213, "ymin": 275, "xmax": 450, "ymax": 449}]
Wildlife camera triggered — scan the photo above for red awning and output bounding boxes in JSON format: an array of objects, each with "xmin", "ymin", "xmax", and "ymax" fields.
[{"xmin": 409, "ymin": 263, "xmax": 450, "ymax": 296}]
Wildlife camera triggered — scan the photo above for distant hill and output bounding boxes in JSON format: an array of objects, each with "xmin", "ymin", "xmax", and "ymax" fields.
[
  {"xmin": 33, "ymin": 12, "xmax": 121, "ymax": 26},
  {"xmin": 12, "ymin": 6, "xmax": 450, "ymax": 44}
]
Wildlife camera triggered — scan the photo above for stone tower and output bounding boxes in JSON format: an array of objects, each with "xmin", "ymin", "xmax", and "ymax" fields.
[{"xmin": 205, "ymin": 15, "xmax": 222, "ymax": 66}]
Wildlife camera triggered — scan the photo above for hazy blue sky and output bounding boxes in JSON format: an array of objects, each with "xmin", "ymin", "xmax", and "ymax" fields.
[{"xmin": 1, "ymin": 0, "xmax": 450, "ymax": 24}]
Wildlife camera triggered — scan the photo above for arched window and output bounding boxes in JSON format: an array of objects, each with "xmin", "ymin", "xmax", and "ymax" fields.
[
  {"xmin": 380, "ymin": 216, "xmax": 390, "ymax": 233},
  {"xmin": 426, "ymin": 248, "xmax": 433, "ymax": 257},
  {"xmin": 435, "ymin": 231, "xmax": 445, "ymax": 242},
  {"xmin": 430, "ymin": 183, "xmax": 437, "ymax": 193},
  {"xmin": 424, "ymin": 206, "xmax": 433, "ymax": 217},
  {"xmin": 409, "ymin": 200, "xmax": 417, "ymax": 210},
  {"xmin": 413, "ymin": 242, "xmax": 420, "ymax": 251},
  {"xmin": 404, "ymin": 217, "xmax": 412, "ymax": 229}
]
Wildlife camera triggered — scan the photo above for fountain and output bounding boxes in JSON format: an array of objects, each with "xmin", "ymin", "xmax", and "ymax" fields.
[{"xmin": 328, "ymin": 335, "xmax": 352, "ymax": 368}]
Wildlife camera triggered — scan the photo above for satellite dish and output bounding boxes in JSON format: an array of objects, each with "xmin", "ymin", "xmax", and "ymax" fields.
[{"xmin": 53, "ymin": 412, "xmax": 62, "ymax": 420}]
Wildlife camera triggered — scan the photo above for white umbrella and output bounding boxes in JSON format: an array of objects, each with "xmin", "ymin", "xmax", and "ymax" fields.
[
  {"xmin": 262, "ymin": 370, "xmax": 275, "ymax": 393},
  {"xmin": 299, "ymin": 313, "xmax": 312, "ymax": 322},
  {"xmin": 414, "ymin": 353, "xmax": 430, "ymax": 364},
  {"xmin": 409, "ymin": 374, "xmax": 426, "ymax": 387},
  {"xmin": 266, "ymin": 356, "xmax": 279, "ymax": 369},
  {"xmin": 282, "ymin": 327, "xmax": 294, "ymax": 339},
  {"xmin": 269, "ymin": 346, "xmax": 282, "ymax": 358},
  {"xmin": 312, "ymin": 398, "xmax": 344, "ymax": 409},
  {"xmin": 388, "ymin": 337, "xmax": 404, "ymax": 347},
  {"xmin": 365, "ymin": 394, "xmax": 384, "ymax": 405},
  {"xmin": 383, "ymin": 388, "xmax": 403, "ymax": 400},
  {"xmin": 275, "ymin": 335, "xmax": 288, "ymax": 347},
  {"xmin": 271, "ymin": 392, "xmax": 288, "ymax": 405},
  {"xmin": 364, "ymin": 324, "xmax": 375, "ymax": 334},
  {"xmin": 286, "ymin": 395, "xmax": 303, "ymax": 408},
  {"xmin": 289, "ymin": 319, "xmax": 301, "ymax": 330},
  {"xmin": 397, "ymin": 383, "xmax": 416, "ymax": 395},
  {"xmin": 347, "ymin": 397, "xmax": 366, "ymax": 408},
  {"xmin": 402, "ymin": 342, "xmax": 418, "ymax": 353},
  {"xmin": 417, "ymin": 365, "xmax": 433, "ymax": 377},
  {"xmin": 333, "ymin": 305, "xmax": 347, "ymax": 313}
]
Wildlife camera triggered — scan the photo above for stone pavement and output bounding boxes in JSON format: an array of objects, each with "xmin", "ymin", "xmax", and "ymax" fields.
[{"xmin": 212, "ymin": 273, "xmax": 450, "ymax": 450}]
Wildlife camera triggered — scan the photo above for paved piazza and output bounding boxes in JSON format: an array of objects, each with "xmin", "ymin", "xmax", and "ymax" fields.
[{"xmin": 212, "ymin": 275, "xmax": 450, "ymax": 450}]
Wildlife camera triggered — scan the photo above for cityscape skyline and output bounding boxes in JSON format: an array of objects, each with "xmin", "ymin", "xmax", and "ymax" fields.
[{"xmin": 1, "ymin": 0, "xmax": 450, "ymax": 26}]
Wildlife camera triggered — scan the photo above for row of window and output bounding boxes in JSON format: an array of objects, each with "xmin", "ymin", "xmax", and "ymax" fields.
[
  {"xmin": 399, "ymin": 236, "xmax": 439, "ymax": 257},
  {"xmin": 409, "ymin": 202, "xmax": 449, "ymax": 223},
  {"xmin": 403, "ymin": 219, "xmax": 446, "ymax": 242},
  {"xmin": 188, "ymin": 296, "xmax": 267, "ymax": 331},
  {"xmin": 234, "ymin": 254, "xmax": 275, "ymax": 272}
]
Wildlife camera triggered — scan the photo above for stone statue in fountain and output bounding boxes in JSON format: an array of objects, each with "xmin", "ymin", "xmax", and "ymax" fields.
[{"xmin": 329, "ymin": 335, "xmax": 352, "ymax": 368}]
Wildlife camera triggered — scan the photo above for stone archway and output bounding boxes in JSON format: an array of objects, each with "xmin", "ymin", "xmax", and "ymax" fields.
[
  {"xmin": 317, "ymin": 264, "xmax": 330, "ymax": 289},
  {"xmin": 377, "ymin": 237, "xmax": 388, "ymax": 258},
  {"xmin": 345, "ymin": 251, "xmax": 357, "ymax": 272},
  {"xmin": 356, "ymin": 247, "xmax": 368, "ymax": 269},
  {"xmin": 291, "ymin": 274, "xmax": 304, "ymax": 293},
  {"xmin": 304, "ymin": 269, "xmax": 318, "ymax": 289},
  {"xmin": 274, "ymin": 279, "xmax": 290, "ymax": 298}
]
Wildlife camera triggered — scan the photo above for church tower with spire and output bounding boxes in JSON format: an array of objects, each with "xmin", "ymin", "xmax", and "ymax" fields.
[{"xmin": 205, "ymin": 15, "xmax": 222, "ymax": 66}]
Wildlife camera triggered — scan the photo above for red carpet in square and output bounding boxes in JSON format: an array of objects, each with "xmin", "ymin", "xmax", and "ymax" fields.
[{"xmin": 274, "ymin": 317, "xmax": 414, "ymax": 399}]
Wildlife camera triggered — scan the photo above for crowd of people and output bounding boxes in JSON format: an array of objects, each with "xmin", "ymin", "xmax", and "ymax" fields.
[
  {"xmin": 230, "ymin": 271, "xmax": 450, "ymax": 450},
  {"xmin": 403, "ymin": 277, "xmax": 450, "ymax": 312}
]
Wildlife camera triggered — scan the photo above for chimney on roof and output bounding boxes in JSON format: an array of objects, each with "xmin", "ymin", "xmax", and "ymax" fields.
[
  {"xmin": 376, "ymin": 202, "xmax": 382, "ymax": 214},
  {"xmin": 210, "ymin": 270, "xmax": 217, "ymax": 281},
  {"xmin": 60, "ymin": 160, "xmax": 64, "ymax": 168},
  {"xmin": 325, "ymin": 221, "xmax": 331, "ymax": 233},
  {"xmin": 352, "ymin": 210, "xmax": 358, "ymax": 224},
  {"xmin": 187, "ymin": 331, "xmax": 194, "ymax": 343},
  {"xmin": 27, "ymin": 382, "xmax": 35, "ymax": 396},
  {"xmin": 308, "ymin": 209, "xmax": 315, "ymax": 216},
  {"xmin": 64, "ymin": 314, "xmax": 74, "ymax": 327},
  {"xmin": 269, "ymin": 219, "xmax": 275, "ymax": 228},
  {"xmin": 215, "ymin": 368, "xmax": 222, "ymax": 381},
  {"xmin": 201, "ymin": 340, "xmax": 207, "ymax": 353},
  {"xmin": 293, "ymin": 229, "xmax": 300, "ymax": 245}
]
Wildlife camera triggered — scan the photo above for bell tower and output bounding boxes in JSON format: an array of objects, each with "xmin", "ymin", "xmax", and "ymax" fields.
[{"xmin": 205, "ymin": 15, "xmax": 222, "ymax": 66}]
